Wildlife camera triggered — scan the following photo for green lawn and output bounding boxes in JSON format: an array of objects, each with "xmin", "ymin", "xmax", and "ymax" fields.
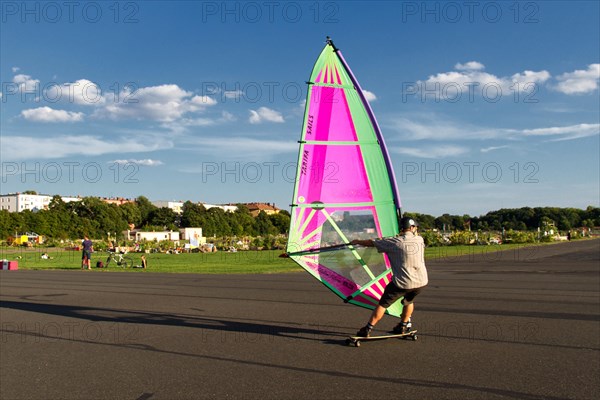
[
  {"xmin": 0, "ymin": 248, "xmax": 301, "ymax": 274},
  {"xmin": 1, "ymin": 241, "xmax": 568, "ymax": 274}
]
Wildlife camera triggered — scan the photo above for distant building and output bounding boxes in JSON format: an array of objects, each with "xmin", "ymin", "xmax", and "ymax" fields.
[
  {"xmin": 124, "ymin": 228, "xmax": 205, "ymax": 247},
  {"xmin": 180, "ymin": 227, "xmax": 206, "ymax": 246},
  {"xmin": 61, "ymin": 196, "xmax": 83, "ymax": 204},
  {"xmin": 125, "ymin": 230, "xmax": 180, "ymax": 242},
  {"xmin": 0, "ymin": 193, "xmax": 51, "ymax": 212},
  {"xmin": 152, "ymin": 200, "xmax": 185, "ymax": 214},
  {"xmin": 243, "ymin": 202, "xmax": 280, "ymax": 217},
  {"xmin": 101, "ymin": 197, "xmax": 134, "ymax": 206},
  {"xmin": 180, "ymin": 227, "xmax": 204, "ymax": 241},
  {"xmin": 203, "ymin": 203, "xmax": 238, "ymax": 213},
  {"xmin": 0, "ymin": 193, "xmax": 282, "ymax": 220},
  {"xmin": 0, "ymin": 193, "xmax": 82, "ymax": 212}
]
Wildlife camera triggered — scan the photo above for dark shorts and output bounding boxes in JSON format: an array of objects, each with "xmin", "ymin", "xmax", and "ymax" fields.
[
  {"xmin": 378, "ymin": 282, "xmax": 425, "ymax": 308},
  {"xmin": 82, "ymin": 250, "xmax": 92, "ymax": 261}
]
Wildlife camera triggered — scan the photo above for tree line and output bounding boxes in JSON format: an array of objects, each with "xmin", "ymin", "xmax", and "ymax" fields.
[
  {"xmin": 403, "ymin": 206, "xmax": 599, "ymax": 232},
  {"xmin": 0, "ymin": 197, "xmax": 597, "ymax": 243},
  {"xmin": 0, "ymin": 196, "xmax": 291, "ymax": 241}
]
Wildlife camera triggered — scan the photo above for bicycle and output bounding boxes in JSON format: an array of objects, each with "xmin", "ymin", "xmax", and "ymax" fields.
[{"xmin": 106, "ymin": 251, "xmax": 134, "ymax": 268}]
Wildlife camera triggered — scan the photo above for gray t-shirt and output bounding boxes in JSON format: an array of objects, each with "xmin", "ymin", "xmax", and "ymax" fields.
[{"xmin": 374, "ymin": 232, "xmax": 428, "ymax": 289}]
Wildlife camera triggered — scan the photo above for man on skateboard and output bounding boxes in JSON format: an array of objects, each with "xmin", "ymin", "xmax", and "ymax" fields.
[{"xmin": 351, "ymin": 216, "xmax": 428, "ymax": 337}]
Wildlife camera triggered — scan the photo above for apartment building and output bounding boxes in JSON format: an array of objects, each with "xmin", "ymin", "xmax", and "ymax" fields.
[{"xmin": 0, "ymin": 193, "xmax": 81, "ymax": 212}]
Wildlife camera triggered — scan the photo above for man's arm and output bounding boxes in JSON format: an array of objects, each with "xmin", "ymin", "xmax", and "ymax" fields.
[{"xmin": 350, "ymin": 239, "xmax": 375, "ymax": 247}]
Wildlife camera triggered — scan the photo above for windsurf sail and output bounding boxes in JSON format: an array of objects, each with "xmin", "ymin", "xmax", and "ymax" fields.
[{"xmin": 286, "ymin": 38, "xmax": 404, "ymax": 317}]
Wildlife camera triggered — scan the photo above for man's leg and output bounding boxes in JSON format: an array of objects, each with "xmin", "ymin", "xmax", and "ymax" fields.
[
  {"xmin": 392, "ymin": 290, "xmax": 422, "ymax": 333},
  {"xmin": 401, "ymin": 303, "xmax": 414, "ymax": 323},
  {"xmin": 356, "ymin": 305, "xmax": 386, "ymax": 337},
  {"xmin": 368, "ymin": 305, "xmax": 386, "ymax": 326},
  {"xmin": 357, "ymin": 283, "xmax": 405, "ymax": 337}
]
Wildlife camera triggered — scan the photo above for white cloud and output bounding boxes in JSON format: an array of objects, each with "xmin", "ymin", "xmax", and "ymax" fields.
[
  {"xmin": 510, "ymin": 70, "xmax": 552, "ymax": 85},
  {"xmin": 554, "ymin": 64, "xmax": 600, "ymax": 95},
  {"xmin": 21, "ymin": 106, "xmax": 84, "ymax": 123},
  {"xmin": 96, "ymin": 84, "xmax": 217, "ymax": 122},
  {"xmin": 455, "ymin": 61, "xmax": 485, "ymax": 71},
  {"xmin": 522, "ymin": 123, "xmax": 599, "ymax": 141},
  {"xmin": 161, "ymin": 111, "xmax": 237, "ymax": 134},
  {"xmin": 12, "ymin": 67, "xmax": 20, "ymax": 73},
  {"xmin": 45, "ymin": 79, "xmax": 105, "ymax": 106},
  {"xmin": 387, "ymin": 116, "xmax": 502, "ymax": 141},
  {"xmin": 480, "ymin": 145, "xmax": 510, "ymax": 153},
  {"xmin": 248, "ymin": 107, "xmax": 285, "ymax": 124},
  {"xmin": 538, "ymin": 104, "xmax": 579, "ymax": 114},
  {"xmin": 0, "ymin": 134, "xmax": 173, "ymax": 160},
  {"xmin": 427, "ymin": 62, "xmax": 596, "ymax": 97},
  {"xmin": 392, "ymin": 144, "xmax": 469, "ymax": 159},
  {"xmin": 418, "ymin": 62, "xmax": 550, "ymax": 99},
  {"xmin": 112, "ymin": 159, "xmax": 164, "ymax": 166},
  {"xmin": 13, "ymin": 73, "xmax": 40, "ymax": 93},
  {"xmin": 189, "ymin": 95, "xmax": 218, "ymax": 108},
  {"xmin": 223, "ymin": 90, "xmax": 244, "ymax": 100},
  {"xmin": 11, "ymin": 76, "xmax": 222, "ymax": 124},
  {"xmin": 221, "ymin": 111, "xmax": 236, "ymax": 122},
  {"xmin": 362, "ymin": 90, "xmax": 377, "ymax": 102},
  {"xmin": 387, "ymin": 115, "xmax": 598, "ymax": 148},
  {"xmin": 180, "ymin": 135, "xmax": 296, "ymax": 159},
  {"xmin": 169, "ymin": 117, "xmax": 217, "ymax": 128}
]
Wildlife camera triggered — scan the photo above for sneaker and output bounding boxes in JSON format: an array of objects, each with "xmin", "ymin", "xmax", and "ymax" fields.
[
  {"xmin": 356, "ymin": 326, "xmax": 371, "ymax": 337},
  {"xmin": 392, "ymin": 321, "xmax": 413, "ymax": 334}
]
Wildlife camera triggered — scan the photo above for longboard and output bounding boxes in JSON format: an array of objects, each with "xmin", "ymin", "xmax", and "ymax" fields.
[{"xmin": 346, "ymin": 330, "xmax": 417, "ymax": 347}]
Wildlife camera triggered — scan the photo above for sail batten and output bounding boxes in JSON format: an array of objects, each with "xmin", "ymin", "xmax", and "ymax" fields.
[
  {"xmin": 286, "ymin": 38, "xmax": 403, "ymax": 318},
  {"xmin": 302, "ymin": 140, "xmax": 379, "ymax": 145}
]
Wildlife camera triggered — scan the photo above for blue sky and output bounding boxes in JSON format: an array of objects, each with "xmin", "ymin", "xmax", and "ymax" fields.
[{"xmin": 1, "ymin": 1, "xmax": 599, "ymax": 216}]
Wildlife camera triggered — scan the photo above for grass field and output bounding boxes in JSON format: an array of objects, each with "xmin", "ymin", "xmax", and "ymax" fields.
[
  {"xmin": 0, "ymin": 247, "xmax": 299, "ymax": 274},
  {"xmin": 0, "ymin": 241, "xmax": 565, "ymax": 274}
]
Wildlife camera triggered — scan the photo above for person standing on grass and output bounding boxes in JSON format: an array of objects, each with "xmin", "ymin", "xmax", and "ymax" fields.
[
  {"xmin": 81, "ymin": 235, "xmax": 94, "ymax": 270},
  {"xmin": 351, "ymin": 216, "xmax": 428, "ymax": 337}
]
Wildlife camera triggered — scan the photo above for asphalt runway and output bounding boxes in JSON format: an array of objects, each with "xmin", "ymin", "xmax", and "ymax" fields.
[{"xmin": 1, "ymin": 239, "xmax": 599, "ymax": 400}]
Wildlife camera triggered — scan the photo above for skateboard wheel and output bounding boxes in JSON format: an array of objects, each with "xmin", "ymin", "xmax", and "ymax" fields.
[
  {"xmin": 355, "ymin": 341, "xmax": 361, "ymax": 347},
  {"xmin": 412, "ymin": 335, "xmax": 418, "ymax": 341}
]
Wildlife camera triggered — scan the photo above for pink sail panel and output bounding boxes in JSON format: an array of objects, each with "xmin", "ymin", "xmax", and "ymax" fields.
[
  {"xmin": 296, "ymin": 144, "xmax": 373, "ymax": 205},
  {"xmin": 349, "ymin": 274, "xmax": 392, "ymax": 308},
  {"xmin": 299, "ymin": 255, "xmax": 389, "ymax": 301},
  {"xmin": 305, "ymin": 86, "xmax": 357, "ymax": 142},
  {"xmin": 302, "ymin": 258, "xmax": 361, "ymax": 297},
  {"xmin": 315, "ymin": 63, "xmax": 343, "ymax": 85}
]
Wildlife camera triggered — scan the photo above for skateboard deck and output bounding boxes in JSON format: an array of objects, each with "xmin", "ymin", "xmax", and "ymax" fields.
[{"xmin": 346, "ymin": 330, "xmax": 417, "ymax": 347}]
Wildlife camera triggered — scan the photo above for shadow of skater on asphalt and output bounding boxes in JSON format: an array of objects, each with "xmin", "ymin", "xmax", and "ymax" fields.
[{"xmin": 0, "ymin": 300, "xmax": 346, "ymax": 344}]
